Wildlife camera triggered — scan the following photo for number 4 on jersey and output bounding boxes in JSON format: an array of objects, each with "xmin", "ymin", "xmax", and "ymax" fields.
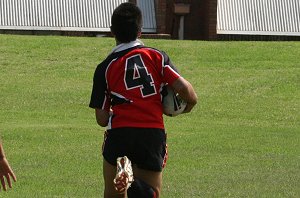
[{"xmin": 124, "ymin": 54, "xmax": 156, "ymax": 97}]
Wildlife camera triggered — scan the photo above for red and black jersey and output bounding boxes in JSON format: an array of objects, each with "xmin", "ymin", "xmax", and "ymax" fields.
[{"xmin": 89, "ymin": 40, "xmax": 180, "ymax": 129}]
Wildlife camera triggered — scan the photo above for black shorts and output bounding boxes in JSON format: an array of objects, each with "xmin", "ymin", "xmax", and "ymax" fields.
[{"xmin": 102, "ymin": 127, "xmax": 168, "ymax": 172}]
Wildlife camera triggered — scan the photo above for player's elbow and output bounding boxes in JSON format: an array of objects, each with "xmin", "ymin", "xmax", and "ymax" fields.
[
  {"xmin": 172, "ymin": 77, "xmax": 198, "ymax": 113},
  {"xmin": 96, "ymin": 119, "xmax": 108, "ymax": 127},
  {"xmin": 95, "ymin": 109, "xmax": 109, "ymax": 127},
  {"xmin": 184, "ymin": 95, "xmax": 198, "ymax": 113},
  {"xmin": 190, "ymin": 93, "xmax": 198, "ymax": 106},
  {"xmin": 174, "ymin": 78, "xmax": 198, "ymax": 104}
]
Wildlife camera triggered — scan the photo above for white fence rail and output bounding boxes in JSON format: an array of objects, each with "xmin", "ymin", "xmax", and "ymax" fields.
[
  {"xmin": 0, "ymin": 0, "xmax": 156, "ymax": 32},
  {"xmin": 217, "ymin": 0, "xmax": 300, "ymax": 36}
]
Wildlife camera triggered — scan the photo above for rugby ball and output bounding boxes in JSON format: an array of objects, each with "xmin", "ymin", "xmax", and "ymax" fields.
[{"xmin": 162, "ymin": 86, "xmax": 187, "ymax": 117}]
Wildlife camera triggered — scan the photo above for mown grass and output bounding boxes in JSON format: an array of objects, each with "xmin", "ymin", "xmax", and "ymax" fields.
[{"xmin": 0, "ymin": 34, "xmax": 299, "ymax": 197}]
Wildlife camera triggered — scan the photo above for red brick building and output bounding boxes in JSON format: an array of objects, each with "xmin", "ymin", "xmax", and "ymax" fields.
[
  {"xmin": 165, "ymin": 0, "xmax": 217, "ymax": 40},
  {"xmin": 2, "ymin": 0, "xmax": 298, "ymax": 40},
  {"xmin": 151, "ymin": 0, "xmax": 299, "ymax": 41},
  {"xmin": 130, "ymin": 0, "xmax": 218, "ymax": 40}
]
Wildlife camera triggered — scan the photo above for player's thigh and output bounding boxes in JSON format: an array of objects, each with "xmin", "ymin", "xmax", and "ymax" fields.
[
  {"xmin": 103, "ymin": 159, "xmax": 126, "ymax": 198},
  {"xmin": 133, "ymin": 166, "xmax": 163, "ymax": 195}
]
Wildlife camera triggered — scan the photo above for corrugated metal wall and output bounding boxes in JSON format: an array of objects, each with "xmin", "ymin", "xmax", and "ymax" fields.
[
  {"xmin": 137, "ymin": 0, "xmax": 156, "ymax": 33},
  {"xmin": 217, "ymin": 0, "xmax": 300, "ymax": 36},
  {"xmin": 0, "ymin": 0, "xmax": 156, "ymax": 32}
]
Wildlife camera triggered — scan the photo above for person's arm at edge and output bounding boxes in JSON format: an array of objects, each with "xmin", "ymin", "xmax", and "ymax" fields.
[
  {"xmin": 0, "ymin": 141, "xmax": 17, "ymax": 191},
  {"xmin": 171, "ymin": 77, "xmax": 198, "ymax": 113}
]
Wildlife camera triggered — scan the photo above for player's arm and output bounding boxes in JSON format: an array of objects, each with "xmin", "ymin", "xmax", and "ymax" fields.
[
  {"xmin": 95, "ymin": 109, "xmax": 110, "ymax": 127},
  {"xmin": 171, "ymin": 77, "xmax": 198, "ymax": 113},
  {"xmin": 160, "ymin": 51, "xmax": 197, "ymax": 113},
  {"xmin": 90, "ymin": 63, "xmax": 111, "ymax": 127}
]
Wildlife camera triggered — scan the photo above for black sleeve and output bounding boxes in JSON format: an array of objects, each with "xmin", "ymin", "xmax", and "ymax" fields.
[
  {"xmin": 160, "ymin": 51, "xmax": 180, "ymax": 73},
  {"xmin": 89, "ymin": 63, "xmax": 108, "ymax": 109}
]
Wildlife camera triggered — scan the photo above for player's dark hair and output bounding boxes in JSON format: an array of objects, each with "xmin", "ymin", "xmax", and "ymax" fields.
[{"xmin": 111, "ymin": 3, "xmax": 142, "ymax": 43}]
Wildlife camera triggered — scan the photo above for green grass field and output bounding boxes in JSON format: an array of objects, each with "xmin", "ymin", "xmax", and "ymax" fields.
[{"xmin": 0, "ymin": 34, "xmax": 299, "ymax": 197}]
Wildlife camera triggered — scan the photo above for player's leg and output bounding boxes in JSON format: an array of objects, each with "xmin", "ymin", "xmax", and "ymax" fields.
[
  {"xmin": 103, "ymin": 158, "xmax": 127, "ymax": 198},
  {"xmin": 102, "ymin": 129, "xmax": 128, "ymax": 198},
  {"xmin": 128, "ymin": 178, "xmax": 157, "ymax": 198},
  {"xmin": 127, "ymin": 128, "xmax": 167, "ymax": 197},
  {"xmin": 102, "ymin": 128, "xmax": 136, "ymax": 197},
  {"xmin": 128, "ymin": 166, "xmax": 162, "ymax": 198}
]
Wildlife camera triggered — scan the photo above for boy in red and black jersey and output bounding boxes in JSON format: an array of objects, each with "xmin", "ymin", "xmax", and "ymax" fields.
[
  {"xmin": 90, "ymin": 43, "xmax": 181, "ymax": 129},
  {"xmin": 89, "ymin": 3, "xmax": 197, "ymax": 198}
]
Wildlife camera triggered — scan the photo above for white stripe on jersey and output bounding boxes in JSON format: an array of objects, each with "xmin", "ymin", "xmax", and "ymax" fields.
[
  {"xmin": 111, "ymin": 91, "xmax": 132, "ymax": 102},
  {"xmin": 110, "ymin": 39, "xmax": 144, "ymax": 54},
  {"xmin": 101, "ymin": 94, "xmax": 107, "ymax": 110},
  {"xmin": 164, "ymin": 65, "xmax": 180, "ymax": 76}
]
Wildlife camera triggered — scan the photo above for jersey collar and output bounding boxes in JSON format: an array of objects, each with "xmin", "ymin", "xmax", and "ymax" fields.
[{"xmin": 110, "ymin": 39, "xmax": 144, "ymax": 54}]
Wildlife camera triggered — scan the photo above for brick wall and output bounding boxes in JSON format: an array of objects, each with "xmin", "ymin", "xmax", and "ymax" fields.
[
  {"xmin": 155, "ymin": 0, "xmax": 218, "ymax": 40},
  {"xmin": 155, "ymin": 0, "xmax": 167, "ymax": 34},
  {"xmin": 129, "ymin": 0, "xmax": 217, "ymax": 40},
  {"xmin": 206, "ymin": 0, "xmax": 218, "ymax": 40},
  {"xmin": 183, "ymin": 0, "xmax": 203, "ymax": 39}
]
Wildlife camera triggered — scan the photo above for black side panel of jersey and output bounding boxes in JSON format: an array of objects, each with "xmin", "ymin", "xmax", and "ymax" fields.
[{"xmin": 89, "ymin": 62, "xmax": 108, "ymax": 109}]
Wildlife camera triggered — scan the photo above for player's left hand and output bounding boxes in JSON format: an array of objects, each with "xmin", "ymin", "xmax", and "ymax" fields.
[{"xmin": 0, "ymin": 157, "xmax": 17, "ymax": 191}]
